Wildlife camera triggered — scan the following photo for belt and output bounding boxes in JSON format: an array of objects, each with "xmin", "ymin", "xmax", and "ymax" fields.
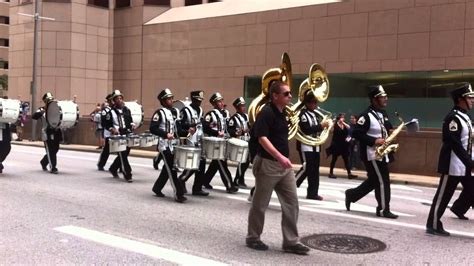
[{"xmin": 259, "ymin": 153, "xmax": 278, "ymax": 162}]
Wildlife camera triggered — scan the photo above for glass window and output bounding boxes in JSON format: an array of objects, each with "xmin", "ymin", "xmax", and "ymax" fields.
[
  {"xmin": 88, "ymin": 0, "xmax": 108, "ymax": 8},
  {"xmin": 0, "ymin": 16, "xmax": 9, "ymax": 25},
  {"xmin": 244, "ymin": 70, "xmax": 474, "ymax": 128},
  {"xmin": 144, "ymin": 0, "xmax": 170, "ymax": 5},
  {"xmin": 116, "ymin": 0, "xmax": 130, "ymax": 8},
  {"xmin": 185, "ymin": 0, "xmax": 202, "ymax": 6}
]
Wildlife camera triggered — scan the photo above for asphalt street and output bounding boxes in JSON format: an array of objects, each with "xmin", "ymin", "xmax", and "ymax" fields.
[{"xmin": 1, "ymin": 145, "xmax": 473, "ymax": 264}]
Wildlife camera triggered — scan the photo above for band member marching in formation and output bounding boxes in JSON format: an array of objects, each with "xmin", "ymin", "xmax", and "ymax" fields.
[
  {"xmin": 345, "ymin": 85, "xmax": 398, "ymax": 219},
  {"xmin": 150, "ymin": 89, "xmax": 188, "ymax": 203},
  {"xmin": 228, "ymin": 97, "xmax": 251, "ymax": 188},
  {"xmin": 104, "ymin": 90, "xmax": 134, "ymax": 182},
  {"xmin": 0, "ymin": 96, "xmax": 12, "ymax": 174},
  {"xmin": 295, "ymin": 93, "xmax": 329, "ymax": 200},
  {"xmin": 178, "ymin": 90, "xmax": 209, "ymax": 196},
  {"xmin": 426, "ymin": 83, "xmax": 474, "ymax": 236},
  {"xmin": 33, "ymin": 93, "xmax": 62, "ymax": 174},
  {"xmin": 97, "ymin": 93, "xmax": 114, "ymax": 171},
  {"xmin": 203, "ymin": 92, "xmax": 239, "ymax": 193}
]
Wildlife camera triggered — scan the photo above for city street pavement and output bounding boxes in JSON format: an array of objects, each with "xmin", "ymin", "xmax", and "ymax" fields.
[{"xmin": 1, "ymin": 144, "xmax": 473, "ymax": 264}]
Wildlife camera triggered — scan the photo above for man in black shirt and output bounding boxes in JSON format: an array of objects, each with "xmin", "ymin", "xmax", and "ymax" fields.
[{"xmin": 246, "ymin": 81, "xmax": 309, "ymax": 255}]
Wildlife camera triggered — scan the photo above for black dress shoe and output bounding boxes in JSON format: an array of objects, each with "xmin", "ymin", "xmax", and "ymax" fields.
[
  {"xmin": 306, "ymin": 195, "xmax": 323, "ymax": 201},
  {"xmin": 226, "ymin": 186, "xmax": 239, "ymax": 194},
  {"xmin": 192, "ymin": 190, "xmax": 209, "ymax": 196},
  {"xmin": 153, "ymin": 191, "xmax": 165, "ymax": 197},
  {"xmin": 344, "ymin": 190, "xmax": 351, "ymax": 211},
  {"xmin": 246, "ymin": 240, "xmax": 268, "ymax": 251},
  {"xmin": 328, "ymin": 174, "xmax": 337, "ymax": 179},
  {"xmin": 283, "ymin": 243, "xmax": 310, "ymax": 255},
  {"xmin": 97, "ymin": 166, "xmax": 105, "ymax": 171},
  {"xmin": 175, "ymin": 196, "xmax": 187, "ymax": 203},
  {"xmin": 50, "ymin": 168, "xmax": 58, "ymax": 174},
  {"xmin": 238, "ymin": 182, "xmax": 248, "ymax": 188},
  {"xmin": 450, "ymin": 208, "xmax": 469, "ymax": 220},
  {"xmin": 124, "ymin": 174, "xmax": 133, "ymax": 183},
  {"xmin": 109, "ymin": 169, "xmax": 119, "ymax": 178},
  {"xmin": 348, "ymin": 174, "xmax": 358, "ymax": 179},
  {"xmin": 426, "ymin": 227, "xmax": 450, "ymax": 236},
  {"xmin": 203, "ymin": 184, "xmax": 213, "ymax": 189},
  {"xmin": 376, "ymin": 208, "xmax": 398, "ymax": 219}
]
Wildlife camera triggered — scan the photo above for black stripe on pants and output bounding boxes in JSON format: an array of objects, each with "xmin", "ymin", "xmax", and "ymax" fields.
[
  {"xmin": 178, "ymin": 158, "xmax": 206, "ymax": 192},
  {"xmin": 98, "ymin": 138, "xmax": 110, "ymax": 168},
  {"xmin": 346, "ymin": 160, "xmax": 391, "ymax": 211},
  {"xmin": 41, "ymin": 139, "xmax": 60, "ymax": 169},
  {"xmin": 427, "ymin": 175, "xmax": 461, "ymax": 230},
  {"xmin": 110, "ymin": 147, "xmax": 131, "ymax": 175},
  {"xmin": 204, "ymin": 159, "xmax": 233, "ymax": 189},
  {"xmin": 296, "ymin": 151, "xmax": 320, "ymax": 197},
  {"xmin": 153, "ymin": 149, "xmax": 184, "ymax": 198}
]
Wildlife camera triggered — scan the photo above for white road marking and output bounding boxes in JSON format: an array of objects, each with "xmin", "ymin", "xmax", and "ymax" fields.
[
  {"xmin": 229, "ymin": 197, "xmax": 474, "ymax": 238},
  {"xmin": 54, "ymin": 225, "xmax": 227, "ymax": 266}
]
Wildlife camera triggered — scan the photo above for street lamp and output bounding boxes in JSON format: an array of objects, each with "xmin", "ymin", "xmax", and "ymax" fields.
[{"xmin": 18, "ymin": 0, "xmax": 54, "ymax": 141}]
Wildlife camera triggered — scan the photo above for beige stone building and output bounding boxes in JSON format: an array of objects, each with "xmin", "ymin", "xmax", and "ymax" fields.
[{"xmin": 6, "ymin": 0, "xmax": 474, "ymax": 175}]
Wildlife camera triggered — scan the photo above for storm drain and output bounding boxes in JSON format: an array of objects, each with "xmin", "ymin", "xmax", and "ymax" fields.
[{"xmin": 301, "ymin": 234, "xmax": 386, "ymax": 254}]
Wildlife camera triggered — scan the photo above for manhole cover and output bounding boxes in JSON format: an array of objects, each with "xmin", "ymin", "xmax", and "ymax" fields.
[{"xmin": 301, "ymin": 234, "xmax": 386, "ymax": 254}]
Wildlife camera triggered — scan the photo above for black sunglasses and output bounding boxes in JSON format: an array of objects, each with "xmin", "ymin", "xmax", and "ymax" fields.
[{"xmin": 280, "ymin": 91, "xmax": 291, "ymax": 97}]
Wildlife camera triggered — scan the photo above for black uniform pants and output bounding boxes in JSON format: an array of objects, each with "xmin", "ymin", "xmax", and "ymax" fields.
[
  {"xmin": 295, "ymin": 151, "xmax": 320, "ymax": 197},
  {"xmin": 152, "ymin": 149, "xmax": 184, "ymax": 198},
  {"xmin": 346, "ymin": 160, "xmax": 391, "ymax": 211},
  {"xmin": 204, "ymin": 159, "xmax": 233, "ymax": 189},
  {"xmin": 329, "ymin": 153, "xmax": 351, "ymax": 175},
  {"xmin": 97, "ymin": 138, "xmax": 110, "ymax": 168},
  {"xmin": 426, "ymin": 175, "xmax": 465, "ymax": 230},
  {"xmin": 234, "ymin": 158, "xmax": 250, "ymax": 185},
  {"xmin": 41, "ymin": 139, "xmax": 60, "ymax": 169},
  {"xmin": 451, "ymin": 176, "xmax": 474, "ymax": 215},
  {"xmin": 179, "ymin": 158, "xmax": 206, "ymax": 192},
  {"xmin": 110, "ymin": 147, "xmax": 131, "ymax": 176},
  {"xmin": 0, "ymin": 141, "xmax": 11, "ymax": 169}
]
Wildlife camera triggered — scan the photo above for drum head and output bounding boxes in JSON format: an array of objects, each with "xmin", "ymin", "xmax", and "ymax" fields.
[
  {"xmin": 46, "ymin": 101, "xmax": 61, "ymax": 128},
  {"xmin": 228, "ymin": 138, "xmax": 248, "ymax": 146}
]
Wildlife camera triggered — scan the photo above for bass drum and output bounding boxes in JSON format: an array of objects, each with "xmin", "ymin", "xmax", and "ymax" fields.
[
  {"xmin": 46, "ymin": 100, "xmax": 79, "ymax": 129},
  {"xmin": 0, "ymin": 98, "xmax": 21, "ymax": 124},
  {"xmin": 124, "ymin": 101, "xmax": 144, "ymax": 129}
]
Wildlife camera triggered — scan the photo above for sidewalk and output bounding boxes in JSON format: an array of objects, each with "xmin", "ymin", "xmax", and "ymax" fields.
[{"xmin": 12, "ymin": 140, "xmax": 440, "ymax": 188}]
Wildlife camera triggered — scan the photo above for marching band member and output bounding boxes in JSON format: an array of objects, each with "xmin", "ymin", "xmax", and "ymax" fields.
[
  {"xmin": 32, "ymin": 92, "xmax": 62, "ymax": 174},
  {"xmin": 427, "ymin": 83, "xmax": 474, "ymax": 236},
  {"xmin": 345, "ymin": 85, "xmax": 398, "ymax": 219},
  {"xmin": 228, "ymin": 97, "xmax": 251, "ymax": 188},
  {"xmin": 178, "ymin": 90, "xmax": 209, "ymax": 196},
  {"xmin": 97, "ymin": 93, "xmax": 114, "ymax": 171},
  {"xmin": 203, "ymin": 93, "xmax": 238, "ymax": 193},
  {"xmin": 294, "ymin": 93, "xmax": 329, "ymax": 200},
  {"xmin": 0, "ymin": 96, "xmax": 12, "ymax": 174},
  {"xmin": 104, "ymin": 90, "xmax": 134, "ymax": 182},
  {"xmin": 150, "ymin": 89, "xmax": 187, "ymax": 203}
]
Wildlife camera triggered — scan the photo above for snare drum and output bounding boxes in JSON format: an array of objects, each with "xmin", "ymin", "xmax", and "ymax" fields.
[
  {"xmin": 109, "ymin": 135, "xmax": 127, "ymax": 153},
  {"xmin": 124, "ymin": 101, "xmax": 144, "ymax": 129},
  {"xmin": 202, "ymin": 136, "xmax": 227, "ymax": 160},
  {"xmin": 46, "ymin": 100, "xmax": 79, "ymax": 129},
  {"xmin": 174, "ymin": 146, "xmax": 201, "ymax": 170},
  {"xmin": 139, "ymin": 133, "xmax": 154, "ymax": 147},
  {"xmin": 0, "ymin": 98, "xmax": 21, "ymax": 124},
  {"xmin": 226, "ymin": 138, "xmax": 249, "ymax": 163},
  {"xmin": 126, "ymin": 134, "xmax": 140, "ymax": 147},
  {"xmin": 152, "ymin": 134, "xmax": 159, "ymax": 145}
]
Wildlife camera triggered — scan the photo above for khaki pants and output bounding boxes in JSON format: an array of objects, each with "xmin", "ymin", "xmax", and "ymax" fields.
[{"xmin": 247, "ymin": 155, "xmax": 300, "ymax": 246}]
